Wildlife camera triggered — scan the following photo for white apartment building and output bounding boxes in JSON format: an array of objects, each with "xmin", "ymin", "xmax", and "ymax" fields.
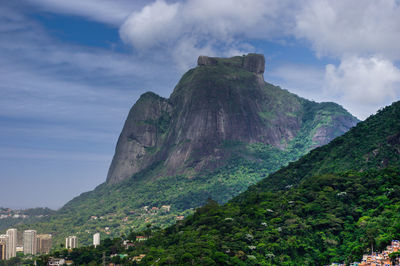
[
  {"xmin": 23, "ymin": 230, "xmax": 37, "ymax": 255},
  {"xmin": 65, "ymin": 236, "xmax": 77, "ymax": 249},
  {"xmin": 5, "ymin": 228, "xmax": 17, "ymax": 259},
  {"xmin": 93, "ymin": 233, "xmax": 100, "ymax": 247}
]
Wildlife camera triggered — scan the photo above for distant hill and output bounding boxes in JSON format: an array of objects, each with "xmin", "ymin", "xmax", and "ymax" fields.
[
  {"xmin": 17, "ymin": 54, "xmax": 357, "ymax": 245},
  {"xmin": 0, "ymin": 207, "xmax": 55, "ymax": 232},
  {"xmin": 131, "ymin": 100, "xmax": 400, "ymax": 265}
]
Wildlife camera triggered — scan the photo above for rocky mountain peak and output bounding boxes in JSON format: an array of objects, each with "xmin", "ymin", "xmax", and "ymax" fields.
[{"xmin": 197, "ymin": 53, "xmax": 265, "ymax": 74}]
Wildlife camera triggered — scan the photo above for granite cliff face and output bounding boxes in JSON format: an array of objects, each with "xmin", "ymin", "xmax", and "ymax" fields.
[
  {"xmin": 107, "ymin": 92, "xmax": 172, "ymax": 184},
  {"xmin": 107, "ymin": 54, "xmax": 358, "ymax": 184}
]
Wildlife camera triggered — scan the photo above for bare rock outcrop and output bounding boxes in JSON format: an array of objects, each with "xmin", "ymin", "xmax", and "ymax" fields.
[
  {"xmin": 106, "ymin": 92, "xmax": 172, "ymax": 184},
  {"xmin": 197, "ymin": 56, "xmax": 218, "ymax": 66},
  {"xmin": 242, "ymin": 53, "xmax": 265, "ymax": 74},
  {"xmin": 197, "ymin": 53, "xmax": 265, "ymax": 74}
]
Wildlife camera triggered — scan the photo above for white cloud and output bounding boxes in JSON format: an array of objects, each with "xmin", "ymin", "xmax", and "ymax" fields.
[
  {"xmin": 324, "ymin": 56, "xmax": 400, "ymax": 119},
  {"xmin": 295, "ymin": 0, "xmax": 400, "ymax": 59},
  {"xmin": 170, "ymin": 37, "xmax": 217, "ymax": 71},
  {"xmin": 119, "ymin": 0, "xmax": 297, "ymax": 69},
  {"xmin": 181, "ymin": 0, "xmax": 284, "ymax": 39},
  {"xmin": 293, "ymin": 0, "xmax": 400, "ymax": 119},
  {"xmin": 120, "ymin": 0, "xmax": 182, "ymax": 50},
  {"xmin": 25, "ymin": 0, "xmax": 144, "ymax": 25}
]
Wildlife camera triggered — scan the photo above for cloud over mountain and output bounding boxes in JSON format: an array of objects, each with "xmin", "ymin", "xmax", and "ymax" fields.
[{"xmin": 119, "ymin": 0, "xmax": 295, "ymax": 69}]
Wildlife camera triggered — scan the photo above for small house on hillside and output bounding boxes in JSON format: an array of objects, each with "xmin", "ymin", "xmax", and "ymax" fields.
[
  {"xmin": 136, "ymin": 236, "xmax": 148, "ymax": 242},
  {"xmin": 161, "ymin": 205, "xmax": 171, "ymax": 212}
]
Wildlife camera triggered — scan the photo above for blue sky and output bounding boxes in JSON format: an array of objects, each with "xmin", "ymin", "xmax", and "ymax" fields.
[{"xmin": 1, "ymin": 0, "xmax": 400, "ymax": 209}]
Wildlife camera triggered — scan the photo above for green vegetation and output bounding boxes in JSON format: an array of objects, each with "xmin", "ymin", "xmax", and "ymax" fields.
[
  {"xmin": 132, "ymin": 168, "xmax": 400, "ymax": 265},
  {"xmin": 0, "ymin": 257, "xmax": 23, "ymax": 266}
]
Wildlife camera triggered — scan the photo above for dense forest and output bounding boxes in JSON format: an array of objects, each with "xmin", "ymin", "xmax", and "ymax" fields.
[{"xmin": 136, "ymin": 168, "xmax": 400, "ymax": 265}]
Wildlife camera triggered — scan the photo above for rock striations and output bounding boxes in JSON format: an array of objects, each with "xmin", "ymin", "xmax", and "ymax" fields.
[{"xmin": 106, "ymin": 54, "xmax": 358, "ymax": 184}]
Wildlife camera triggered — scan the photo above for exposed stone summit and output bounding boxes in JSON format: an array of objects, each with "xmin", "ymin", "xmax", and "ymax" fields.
[{"xmin": 197, "ymin": 53, "xmax": 265, "ymax": 74}]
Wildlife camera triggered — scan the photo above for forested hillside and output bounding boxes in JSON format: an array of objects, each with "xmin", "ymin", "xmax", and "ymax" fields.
[{"xmin": 136, "ymin": 168, "xmax": 400, "ymax": 265}]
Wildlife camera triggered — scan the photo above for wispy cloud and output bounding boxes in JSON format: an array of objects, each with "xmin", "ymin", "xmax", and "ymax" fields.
[
  {"xmin": 25, "ymin": 0, "xmax": 143, "ymax": 25},
  {"xmin": 0, "ymin": 3, "xmax": 180, "ymax": 179},
  {"xmin": 0, "ymin": 3, "xmax": 180, "ymax": 122}
]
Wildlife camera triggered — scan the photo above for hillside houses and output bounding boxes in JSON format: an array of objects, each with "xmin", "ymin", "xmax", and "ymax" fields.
[
  {"xmin": 161, "ymin": 205, "xmax": 171, "ymax": 212},
  {"xmin": 358, "ymin": 240, "xmax": 400, "ymax": 265},
  {"xmin": 135, "ymin": 236, "xmax": 148, "ymax": 242},
  {"xmin": 331, "ymin": 240, "xmax": 400, "ymax": 265},
  {"xmin": 132, "ymin": 254, "xmax": 146, "ymax": 262}
]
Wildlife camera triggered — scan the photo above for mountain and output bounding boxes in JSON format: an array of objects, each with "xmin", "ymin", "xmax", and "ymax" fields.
[
  {"xmin": 131, "ymin": 100, "xmax": 400, "ymax": 265},
  {"xmin": 13, "ymin": 54, "xmax": 357, "ymax": 245},
  {"xmin": 107, "ymin": 54, "xmax": 356, "ymax": 185}
]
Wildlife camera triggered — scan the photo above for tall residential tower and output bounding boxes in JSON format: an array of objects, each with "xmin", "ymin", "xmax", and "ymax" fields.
[
  {"xmin": 5, "ymin": 229, "xmax": 17, "ymax": 259},
  {"xmin": 23, "ymin": 230, "xmax": 37, "ymax": 255},
  {"xmin": 37, "ymin": 234, "xmax": 52, "ymax": 254}
]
